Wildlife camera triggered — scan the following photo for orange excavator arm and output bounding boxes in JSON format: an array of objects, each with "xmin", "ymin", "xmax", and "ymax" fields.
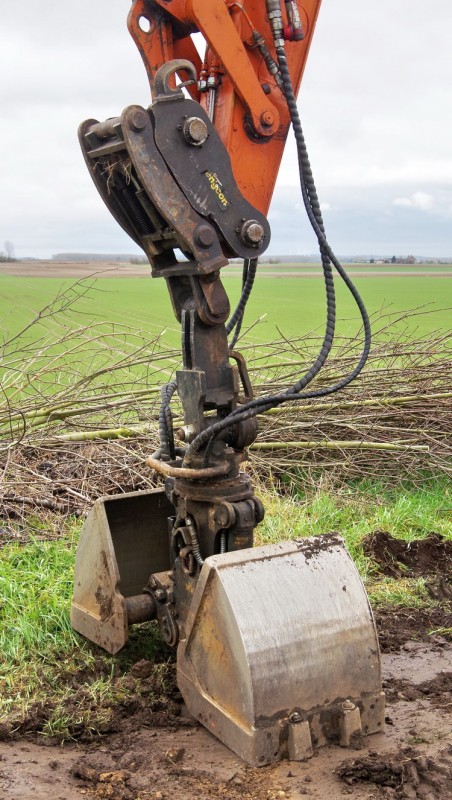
[{"xmin": 128, "ymin": 0, "xmax": 323, "ymax": 214}]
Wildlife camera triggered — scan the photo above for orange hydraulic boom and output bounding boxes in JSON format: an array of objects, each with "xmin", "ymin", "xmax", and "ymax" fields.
[{"xmin": 128, "ymin": 0, "xmax": 322, "ymax": 213}]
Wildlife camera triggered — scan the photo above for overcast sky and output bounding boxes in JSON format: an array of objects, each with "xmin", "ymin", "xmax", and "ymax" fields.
[{"xmin": 1, "ymin": 1, "xmax": 451, "ymax": 258}]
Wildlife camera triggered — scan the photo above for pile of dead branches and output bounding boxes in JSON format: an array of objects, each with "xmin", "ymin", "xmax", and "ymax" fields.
[{"xmin": 0, "ymin": 288, "xmax": 450, "ymax": 519}]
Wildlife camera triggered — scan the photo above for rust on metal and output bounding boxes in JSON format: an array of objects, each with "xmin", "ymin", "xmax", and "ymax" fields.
[{"xmin": 146, "ymin": 455, "xmax": 230, "ymax": 480}]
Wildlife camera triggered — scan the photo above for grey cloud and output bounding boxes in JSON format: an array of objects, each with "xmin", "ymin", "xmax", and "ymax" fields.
[{"xmin": 269, "ymin": 185, "xmax": 452, "ymax": 256}]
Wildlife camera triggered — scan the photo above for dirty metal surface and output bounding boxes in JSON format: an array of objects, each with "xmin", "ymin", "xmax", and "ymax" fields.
[
  {"xmin": 151, "ymin": 96, "xmax": 271, "ymax": 259},
  {"xmin": 177, "ymin": 534, "xmax": 384, "ymax": 766},
  {"xmin": 71, "ymin": 488, "xmax": 173, "ymax": 654}
]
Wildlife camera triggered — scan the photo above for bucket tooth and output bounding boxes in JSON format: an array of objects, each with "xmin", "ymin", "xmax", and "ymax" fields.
[
  {"xmin": 339, "ymin": 700, "xmax": 362, "ymax": 747},
  {"xmin": 288, "ymin": 719, "xmax": 313, "ymax": 761},
  {"xmin": 71, "ymin": 488, "xmax": 173, "ymax": 654},
  {"xmin": 177, "ymin": 533, "xmax": 384, "ymax": 766}
]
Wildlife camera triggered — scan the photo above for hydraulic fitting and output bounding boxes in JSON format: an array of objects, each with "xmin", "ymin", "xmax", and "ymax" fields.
[
  {"xmin": 266, "ymin": 0, "xmax": 284, "ymax": 48},
  {"xmin": 284, "ymin": 2, "xmax": 305, "ymax": 41}
]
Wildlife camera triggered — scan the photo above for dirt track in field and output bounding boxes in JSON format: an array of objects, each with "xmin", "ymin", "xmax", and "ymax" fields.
[{"xmin": 1, "ymin": 262, "xmax": 451, "ymax": 279}]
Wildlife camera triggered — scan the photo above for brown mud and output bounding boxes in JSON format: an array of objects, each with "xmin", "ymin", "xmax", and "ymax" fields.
[
  {"xmin": 362, "ymin": 531, "xmax": 452, "ymax": 582},
  {"xmin": 375, "ymin": 606, "xmax": 452, "ymax": 652},
  {"xmin": 364, "ymin": 531, "xmax": 452, "ymax": 607}
]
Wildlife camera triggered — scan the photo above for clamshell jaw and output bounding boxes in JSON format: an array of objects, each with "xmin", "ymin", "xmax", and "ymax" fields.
[
  {"xmin": 71, "ymin": 489, "xmax": 173, "ymax": 654},
  {"xmin": 177, "ymin": 533, "xmax": 384, "ymax": 766}
]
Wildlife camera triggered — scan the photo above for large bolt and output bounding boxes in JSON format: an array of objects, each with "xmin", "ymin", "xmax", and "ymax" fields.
[
  {"xmin": 195, "ymin": 224, "xmax": 216, "ymax": 248},
  {"xmin": 177, "ymin": 424, "xmax": 197, "ymax": 443},
  {"xmin": 183, "ymin": 116, "xmax": 208, "ymax": 146},
  {"xmin": 129, "ymin": 109, "xmax": 148, "ymax": 132},
  {"xmin": 240, "ymin": 219, "xmax": 265, "ymax": 247}
]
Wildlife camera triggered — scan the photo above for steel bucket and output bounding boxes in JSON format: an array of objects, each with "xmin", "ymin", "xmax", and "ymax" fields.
[
  {"xmin": 71, "ymin": 488, "xmax": 173, "ymax": 654},
  {"xmin": 177, "ymin": 533, "xmax": 384, "ymax": 765}
]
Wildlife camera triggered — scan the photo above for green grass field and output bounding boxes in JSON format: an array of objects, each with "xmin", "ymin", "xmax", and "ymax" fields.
[
  {"xmin": 0, "ymin": 268, "xmax": 450, "ymax": 741},
  {"xmin": 1, "ymin": 272, "xmax": 450, "ymax": 351}
]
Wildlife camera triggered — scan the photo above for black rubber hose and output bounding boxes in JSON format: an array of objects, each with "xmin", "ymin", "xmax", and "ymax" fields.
[
  {"xmin": 226, "ymin": 257, "xmax": 258, "ymax": 349},
  {"xmin": 191, "ymin": 117, "xmax": 339, "ymax": 465},
  {"xmin": 159, "ymin": 380, "xmax": 177, "ymax": 460},
  {"xmin": 183, "ymin": 46, "xmax": 371, "ymax": 466},
  {"xmin": 275, "ymin": 45, "xmax": 371, "ymax": 395},
  {"xmin": 226, "ymin": 259, "xmax": 250, "ymax": 335}
]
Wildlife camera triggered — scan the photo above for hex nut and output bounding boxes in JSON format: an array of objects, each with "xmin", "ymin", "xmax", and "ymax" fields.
[
  {"xmin": 183, "ymin": 116, "xmax": 208, "ymax": 145},
  {"xmin": 195, "ymin": 224, "xmax": 216, "ymax": 248},
  {"xmin": 241, "ymin": 220, "xmax": 265, "ymax": 246}
]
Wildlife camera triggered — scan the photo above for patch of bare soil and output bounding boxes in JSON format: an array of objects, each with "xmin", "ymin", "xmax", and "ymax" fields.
[
  {"xmin": 363, "ymin": 530, "xmax": 452, "ymax": 603},
  {"xmin": 384, "ymin": 671, "xmax": 452, "ymax": 711},
  {"xmin": 2, "ymin": 262, "xmax": 451, "ymax": 279},
  {"xmin": 375, "ymin": 606, "xmax": 452, "ymax": 652},
  {"xmin": 363, "ymin": 531, "xmax": 452, "ymax": 581},
  {"xmin": 0, "ymin": 652, "xmax": 182, "ymax": 742},
  {"xmin": 337, "ymin": 747, "xmax": 452, "ymax": 799},
  {"xmin": 0, "ymin": 261, "xmax": 151, "ymax": 279}
]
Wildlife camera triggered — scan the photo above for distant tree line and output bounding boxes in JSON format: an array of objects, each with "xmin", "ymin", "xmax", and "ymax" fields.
[{"xmin": 0, "ymin": 240, "xmax": 18, "ymax": 262}]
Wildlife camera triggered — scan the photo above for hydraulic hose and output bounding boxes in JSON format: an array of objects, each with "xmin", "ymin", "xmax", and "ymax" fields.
[
  {"xmin": 182, "ymin": 22, "xmax": 371, "ymax": 467},
  {"xmin": 226, "ymin": 257, "xmax": 258, "ymax": 349},
  {"xmin": 159, "ymin": 380, "xmax": 177, "ymax": 459}
]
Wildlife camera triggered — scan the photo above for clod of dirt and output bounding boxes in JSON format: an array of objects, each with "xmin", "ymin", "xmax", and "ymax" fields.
[
  {"xmin": 375, "ymin": 606, "xmax": 452, "ymax": 652},
  {"xmin": 336, "ymin": 747, "xmax": 452, "ymax": 798},
  {"xmin": 71, "ymin": 761, "xmax": 134, "ymax": 800},
  {"xmin": 383, "ymin": 672, "xmax": 452, "ymax": 711},
  {"xmin": 99, "ymin": 770, "xmax": 131, "ymax": 784},
  {"xmin": 130, "ymin": 659, "xmax": 154, "ymax": 679},
  {"xmin": 70, "ymin": 762, "xmax": 100, "ymax": 782},
  {"xmin": 0, "ymin": 701, "xmax": 55, "ymax": 740},
  {"xmin": 164, "ymin": 746, "xmax": 185, "ymax": 764},
  {"xmin": 426, "ymin": 577, "xmax": 452, "ymax": 600},
  {"xmin": 362, "ymin": 531, "xmax": 452, "ymax": 580}
]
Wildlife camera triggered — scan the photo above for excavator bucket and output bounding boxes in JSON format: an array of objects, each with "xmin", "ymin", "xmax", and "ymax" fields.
[
  {"xmin": 71, "ymin": 489, "xmax": 174, "ymax": 654},
  {"xmin": 177, "ymin": 534, "xmax": 384, "ymax": 766},
  {"xmin": 71, "ymin": 495, "xmax": 383, "ymax": 764}
]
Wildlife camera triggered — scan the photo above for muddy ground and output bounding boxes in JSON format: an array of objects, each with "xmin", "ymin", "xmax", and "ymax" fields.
[{"xmin": 0, "ymin": 533, "xmax": 451, "ymax": 800}]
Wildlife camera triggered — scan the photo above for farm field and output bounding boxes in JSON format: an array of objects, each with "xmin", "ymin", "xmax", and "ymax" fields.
[{"xmin": 0, "ymin": 267, "xmax": 451, "ymax": 350}]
